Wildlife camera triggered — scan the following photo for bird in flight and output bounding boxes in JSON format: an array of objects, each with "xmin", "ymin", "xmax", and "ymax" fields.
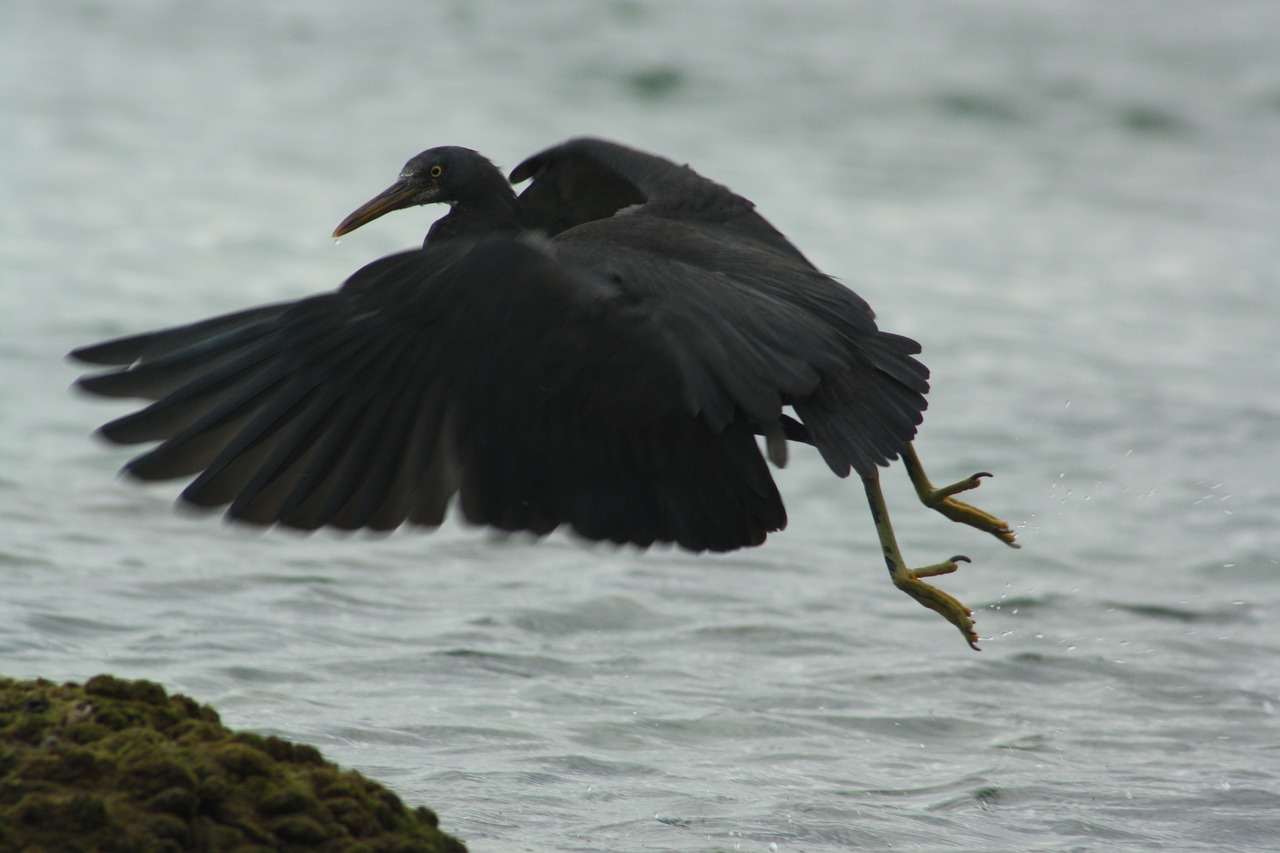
[{"xmin": 71, "ymin": 138, "xmax": 1017, "ymax": 648}]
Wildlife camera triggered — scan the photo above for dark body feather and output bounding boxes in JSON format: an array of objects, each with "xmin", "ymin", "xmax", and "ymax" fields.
[{"xmin": 71, "ymin": 138, "xmax": 929, "ymax": 552}]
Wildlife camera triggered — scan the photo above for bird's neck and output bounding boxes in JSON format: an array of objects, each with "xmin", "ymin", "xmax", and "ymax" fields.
[{"xmin": 426, "ymin": 187, "xmax": 522, "ymax": 245}]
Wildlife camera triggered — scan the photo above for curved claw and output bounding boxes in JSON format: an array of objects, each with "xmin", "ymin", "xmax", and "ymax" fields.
[
  {"xmin": 902, "ymin": 446, "xmax": 1019, "ymax": 548},
  {"xmin": 913, "ymin": 554, "xmax": 970, "ymax": 577},
  {"xmin": 932, "ymin": 498, "xmax": 1020, "ymax": 548},
  {"xmin": 891, "ymin": 557, "xmax": 981, "ymax": 650}
]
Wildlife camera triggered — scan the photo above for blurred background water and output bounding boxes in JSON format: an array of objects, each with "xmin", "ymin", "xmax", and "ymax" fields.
[{"xmin": 3, "ymin": 1, "xmax": 1280, "ymax": 850}]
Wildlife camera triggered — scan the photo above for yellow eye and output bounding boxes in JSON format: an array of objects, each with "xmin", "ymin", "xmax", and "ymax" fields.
[{"xmin": 429, "ymin": 164, "xmax": 443, "ymax": 178}]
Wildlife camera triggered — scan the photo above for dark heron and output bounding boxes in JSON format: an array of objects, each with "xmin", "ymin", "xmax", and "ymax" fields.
[{"xmin": 70, "ymin": 138, "xmax": 1016, "ymax": 648}]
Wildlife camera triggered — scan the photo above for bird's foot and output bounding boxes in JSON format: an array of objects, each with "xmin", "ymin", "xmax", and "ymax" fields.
[
  {"xmin": 903, "ymin": 446, "xmax": 1019, "ymax": 548},
  {"xmin": 890, "ymin": 555, "xmax": 980, "ymax": 650},
  {"xmin": 919, "ymin": 477, "xmax": 1019, "ymax": 547},
  {"xmin": 863, "ymin": 473, "xmax": 982, "ymax": 650}
]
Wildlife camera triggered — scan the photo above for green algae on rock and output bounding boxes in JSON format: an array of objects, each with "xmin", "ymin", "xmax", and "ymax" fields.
[{"xmin": 0, "ymin": 675, "xmax": 466, "ymax": 853}]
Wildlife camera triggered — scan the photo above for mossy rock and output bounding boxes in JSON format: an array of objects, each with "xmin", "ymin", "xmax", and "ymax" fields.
[{"xmin": 0, "ymin": 675, "xmax": 466, "ymax": 853}]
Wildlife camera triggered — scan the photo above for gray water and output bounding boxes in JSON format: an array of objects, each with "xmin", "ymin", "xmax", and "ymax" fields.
[{"xmin": 3, "ymin": 1, "xmax": 1280, "ymax": 850}]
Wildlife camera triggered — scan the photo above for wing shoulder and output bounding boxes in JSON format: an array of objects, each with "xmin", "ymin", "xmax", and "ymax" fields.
[{"xmin": 510, "ymin": 137, "xmax": 813, "ymax": 265}]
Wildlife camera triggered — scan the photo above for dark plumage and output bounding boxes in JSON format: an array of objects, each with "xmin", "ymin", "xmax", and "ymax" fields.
[{"xmin": 71, "ymin": 138, "xmax": 1015, "ymax": 646}]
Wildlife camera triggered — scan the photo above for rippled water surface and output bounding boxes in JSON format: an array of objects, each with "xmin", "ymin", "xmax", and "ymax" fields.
[{"xmin": 4, "ymin": 2, "xmax": 1280, "ymax": 850}]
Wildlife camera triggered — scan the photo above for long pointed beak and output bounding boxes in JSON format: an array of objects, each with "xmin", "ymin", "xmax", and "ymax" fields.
[{"xmin": 332, "ymin": 181, "xmax": 424, "ymax": 238}]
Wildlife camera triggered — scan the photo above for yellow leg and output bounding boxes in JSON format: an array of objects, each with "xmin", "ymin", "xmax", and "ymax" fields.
[
  {"xmin": 862, "ymin": 472, "xmax": 980, "ymax": 650},
  {"xmin": 902, "ymin": 443, "xmax": 1019, "ymax": 548}
]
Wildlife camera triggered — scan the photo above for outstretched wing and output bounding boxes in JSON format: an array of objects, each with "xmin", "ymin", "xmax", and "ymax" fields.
[
  {"xmin": 512, "ymin": 138, "xmax": 931, "ymax": 474},
  {"xmin": 72, "ymin": 238, "xmax": 799, "ymax": 551},
  {"xmin": 553, "ymin": 213, "xmax": 931, "ymax": 479},
  {"xmin": 510, "ymin": 136, "xmax": 815, "ymax": 266}
]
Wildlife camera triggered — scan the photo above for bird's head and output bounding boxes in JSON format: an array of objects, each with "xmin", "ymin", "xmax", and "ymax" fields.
[{"xmin": 332, "ymin": 146, "xmax": 514, "ymax": 238}]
